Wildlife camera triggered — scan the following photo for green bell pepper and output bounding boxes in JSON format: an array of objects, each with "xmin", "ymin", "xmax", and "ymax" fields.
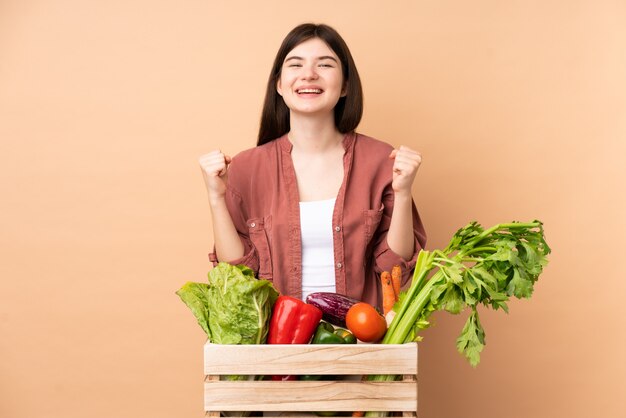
[
  {"xmin": 334, "ymin": 328, "xmax": 357, "ymax": 344},
  {"xmin": 311, "ymin": 322, "xmax": 357, "ymax": 344}
]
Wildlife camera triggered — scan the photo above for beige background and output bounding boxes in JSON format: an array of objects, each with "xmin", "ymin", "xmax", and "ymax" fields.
[{"xmin": 1, "ymin": 1, "xmax": 624, "ymax": 417}]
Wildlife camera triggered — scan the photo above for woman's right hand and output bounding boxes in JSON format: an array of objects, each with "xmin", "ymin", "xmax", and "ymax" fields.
[{"xmin": 199, "ymin": 150, "xmax": 232, "ymax": 203}]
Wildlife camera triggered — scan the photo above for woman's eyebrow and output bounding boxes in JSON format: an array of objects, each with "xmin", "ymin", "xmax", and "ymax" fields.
[{"xmin": 284, "ymin": 55, "xmax": 338, "ymax": 62}]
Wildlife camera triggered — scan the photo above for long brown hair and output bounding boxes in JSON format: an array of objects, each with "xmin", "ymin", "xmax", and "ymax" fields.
[{"xmin": 257, "ymin": 23, "xmax": 363, "ymax": 146}]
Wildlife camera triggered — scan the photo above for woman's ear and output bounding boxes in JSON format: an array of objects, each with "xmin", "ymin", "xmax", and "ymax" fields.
[
  {"xmin": 341, "ymin": 82, "xmax": 348, "ymax": 97},
  {"xmin": 276, "ymin": 78, "xmax": 283, "ymax": 97}
]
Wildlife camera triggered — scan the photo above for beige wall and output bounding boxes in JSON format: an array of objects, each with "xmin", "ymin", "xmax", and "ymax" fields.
[{"xmin": 1, "ymin": 1, "xmax": 624, "ymax": 417}]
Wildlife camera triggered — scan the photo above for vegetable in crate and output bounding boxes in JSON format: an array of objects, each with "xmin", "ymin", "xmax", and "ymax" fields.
[
  {"xmin": 176, "ymin": 263, "xmax": 279, "ymax": 416},
  {"xmin": 383, "ymin": 220, "xmax": 550, "ymax": 365},
  {"xmin": 345, "ymin": 302, "xmax": 387, "ymax": 343},
  {"xmin": 312, "ymin": 321, "xmax": 357, "ymax": 344},
  {"xmin": 268, "ymin": 295, "xmax": 323, "ymax": 344},
  {"xmin": 334, "ymin": 327, "xmax": 357, "ymax": 344},
  {"xmin": 176, "ymin": 262, "xmax": 279, "ymax": 344},
  {"xmin": 363, "ymin": 220, "xmax": 551, "ymax": 417},
  {"xmin": 267, "ymin": 295, "xmax": 323, "ymax": 381},
  {"xmin": 306, "ymin": 292, "xmax": 361, "ymax": 328},
  {"xmin": 380, "ymin": 266, "xmax": 403, "ymax": 320}
]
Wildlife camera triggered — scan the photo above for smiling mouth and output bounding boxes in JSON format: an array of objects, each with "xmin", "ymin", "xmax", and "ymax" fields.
[{"xmin": 296, "ymin": 88, "xmax": 323, "ymax": 94}]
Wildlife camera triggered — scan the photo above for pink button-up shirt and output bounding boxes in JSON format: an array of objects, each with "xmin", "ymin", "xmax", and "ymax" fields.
[{"xmin": 209, "ymin": 132, "xmax": 427, "ymax": 308}]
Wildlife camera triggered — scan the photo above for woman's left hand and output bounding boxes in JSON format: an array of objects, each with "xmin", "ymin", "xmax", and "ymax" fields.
[{"xmin": 389, "ymin": 146, "xmax": 422, "ymax": 195}]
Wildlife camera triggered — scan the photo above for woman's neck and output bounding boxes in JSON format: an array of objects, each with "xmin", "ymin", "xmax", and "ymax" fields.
[{"xmin": 288, "ymin": 113, "xmax": 344, "ymax": 153}]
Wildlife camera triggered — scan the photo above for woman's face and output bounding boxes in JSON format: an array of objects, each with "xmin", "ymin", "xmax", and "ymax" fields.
[{"xmin": 277, "ymin": 37, "xmax": 345, "ymax": 117}]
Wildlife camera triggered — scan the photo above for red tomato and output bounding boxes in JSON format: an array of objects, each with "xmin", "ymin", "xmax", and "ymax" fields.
[{"xmin": 345, "ymin": 302, "xmax": 387, "ymax": 342}]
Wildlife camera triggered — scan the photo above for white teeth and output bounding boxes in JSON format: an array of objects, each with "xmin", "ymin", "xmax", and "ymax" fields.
[{"xmin": 297, "ymin": 89, "xmax": 322, "ymax": 94}]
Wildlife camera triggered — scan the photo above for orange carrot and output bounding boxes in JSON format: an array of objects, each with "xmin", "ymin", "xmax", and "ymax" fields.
[
  {"xmin": 391, "ymin": 264, "xmax": 402, "ymax": 301},
  {"xmin": 381, "ymin": 271, "xmax": 396, "ymax": 315}
]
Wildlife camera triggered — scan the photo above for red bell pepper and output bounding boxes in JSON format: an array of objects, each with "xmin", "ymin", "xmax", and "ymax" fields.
[
  {"xmin": 268, "ymin": 295, "xmax": 323, "ymax": 344},
  {"xmin": 267, "ymin": 295, "xmax": 322, "ymax": 381}
]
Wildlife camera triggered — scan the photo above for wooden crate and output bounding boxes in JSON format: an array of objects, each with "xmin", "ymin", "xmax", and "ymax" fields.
[{"xmin": 204, "ymin": 342, "xmax": 418, "ymax": 417}]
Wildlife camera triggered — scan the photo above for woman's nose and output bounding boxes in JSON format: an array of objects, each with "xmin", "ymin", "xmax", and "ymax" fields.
[{"xmin": 301, "ymin": 64, "xmax": 318, "ymax": 80}]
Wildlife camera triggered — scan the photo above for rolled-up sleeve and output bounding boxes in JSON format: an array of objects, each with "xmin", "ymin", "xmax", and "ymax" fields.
[
  {"xmin": 372, "ymin": 192, "xmax": 427, "ymax": 288},
  {"xmin": 208, "ymin": 187, "xmax": 260, "ymax": 274}
]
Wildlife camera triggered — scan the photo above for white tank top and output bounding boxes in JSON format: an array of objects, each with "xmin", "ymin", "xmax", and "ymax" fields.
[{"xmin": 299, "ymin": 198, "xmax": 336, "ymax": 301}]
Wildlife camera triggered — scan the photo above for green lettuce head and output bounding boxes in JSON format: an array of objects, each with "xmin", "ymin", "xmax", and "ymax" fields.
[{"xmin": 176, "ymin": 263, "xmax": 278, "ymax": 345}]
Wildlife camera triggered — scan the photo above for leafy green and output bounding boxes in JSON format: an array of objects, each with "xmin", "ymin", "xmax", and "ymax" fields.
[
  {"xmin": 455, "ymin": 308, "xmax": 485, "ymax": 367},
  {"xmin": 382, "ymin": 220, "xmax": 551, "ymax": 366},
  {"xmin": 176, "ymin": 263, "xmax": 278, "ymax": 417},
  {"xmin": 176, "ymin": 262, "xmax": 279, "ymax": 345},
  {"xmin": 175, "ymin": 282, "xmax": 211, "ymax": 337},
  {"xmin": 365, "ymin": 221, "xmax": 550, "ymax": 416}
]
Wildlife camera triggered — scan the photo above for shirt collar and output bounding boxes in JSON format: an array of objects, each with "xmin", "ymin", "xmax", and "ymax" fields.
[{"xmin": 278, "ymin": 131, "xmax": 357, "ymax": 152}]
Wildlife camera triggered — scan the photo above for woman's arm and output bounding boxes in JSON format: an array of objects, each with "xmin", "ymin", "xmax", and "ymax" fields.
[
  {"xmin": 386, "ymin": 192, "xmax": 416, "ymax": 260},
  {"xmin": 199, "ymin": 150, "xmax": 244, "ymax": 262},
  {"xmin": 386, "ymin": 146, "xmax": 423, "ymax": 260}
]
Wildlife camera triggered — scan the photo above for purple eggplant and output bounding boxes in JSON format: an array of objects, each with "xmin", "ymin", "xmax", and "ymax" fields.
[{"xmin": 305, "ymin": 292, "xmax": 361, "ymax": 328}]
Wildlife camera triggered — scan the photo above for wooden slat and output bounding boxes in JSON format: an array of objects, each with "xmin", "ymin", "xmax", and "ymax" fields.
[
  {"xmin": 204, "ymin": 343, "xmax": 417, "ymax": 375},
  {"xmin": 204, "ymin": 380, "xmax": 417, "ymax": 412},
  {"xmin": 402, "ymin": 374, "xmax": 418, "ymax": 417}
]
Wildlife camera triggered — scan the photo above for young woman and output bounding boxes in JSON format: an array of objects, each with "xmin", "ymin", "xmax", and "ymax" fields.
[{"xmin": 199, "ymin": 23, "xmax": 426, "ymax": 308}]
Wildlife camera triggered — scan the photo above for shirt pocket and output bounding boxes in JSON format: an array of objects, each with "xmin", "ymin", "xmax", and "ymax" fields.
[
  {"xmin": 247, "ymin": 215, "xmax": 273, "ymax": 281},
  {"xmin": 363, "ymin": 204, "xmax": 384, "ymax": 244}
]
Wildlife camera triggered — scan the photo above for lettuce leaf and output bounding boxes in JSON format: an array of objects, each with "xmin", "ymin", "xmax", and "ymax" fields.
[
  {"xmin": 175, "ymin": 282, "xmax": 211, "ymax": 338},
  {"xmin": 176, "ymin": 263, "xmax": 278, "ymax": 345}
]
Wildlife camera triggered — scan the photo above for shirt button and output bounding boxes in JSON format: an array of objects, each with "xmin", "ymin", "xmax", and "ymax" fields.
[
  {"xmin": 336, "ymin": 262, "xmax": 343, "ymax": 269},
  {"xmin": 335, "ymin": 226, "xmax": 341, "ymax": 232},
  {"xmin": 250, "ymin": 222, "xmax": 256, "ymax": 228}
]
